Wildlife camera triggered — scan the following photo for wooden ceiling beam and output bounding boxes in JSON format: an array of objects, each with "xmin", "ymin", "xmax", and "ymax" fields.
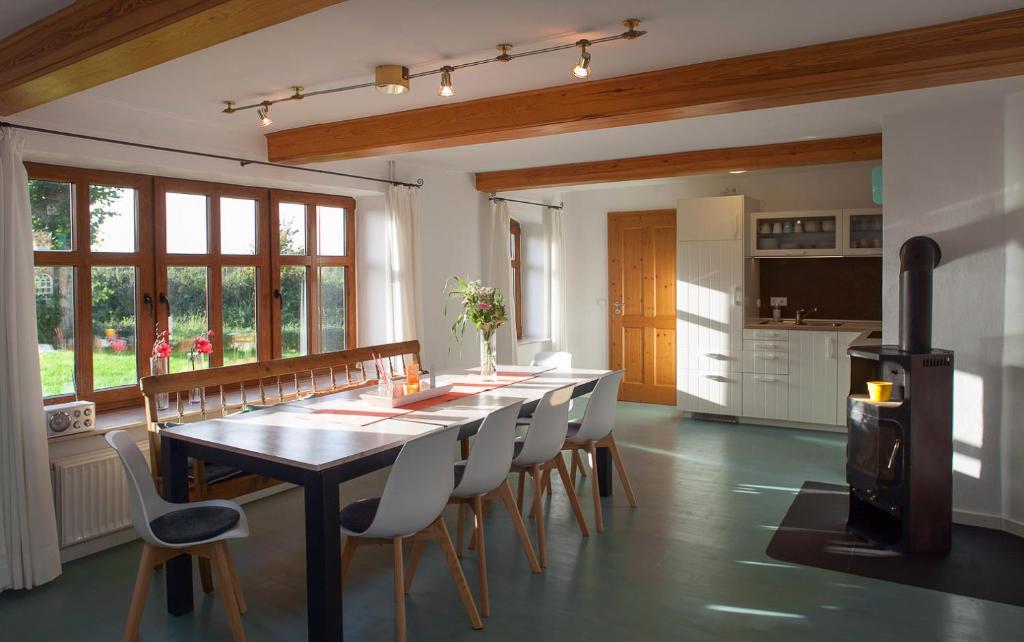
[
  {"xmin": 474, "ymin": 134, "xmax": 883, "ymax": 192},
  {"xmin": 266, "ymin": 9, "xmax": 1024, "ymax": 164},
  {"xmin": 0, "ymin": 0, "xmax": 345, "ymax": 116}
]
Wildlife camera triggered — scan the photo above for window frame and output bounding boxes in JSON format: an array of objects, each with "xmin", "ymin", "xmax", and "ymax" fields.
[
  {"xmin": 154, "ymin": 177, "xmax": 272, "ymax": 369},
  {"xmin": 509, "ymin": 218, "xmax": 523, "ymax": 339},
  {"xmin": 269, "ymin": 189, "xmax": 357, "ymax": 356},
  {"xmin": 27, "ymin": 163, "xmax": 155, "ymax": 409}
]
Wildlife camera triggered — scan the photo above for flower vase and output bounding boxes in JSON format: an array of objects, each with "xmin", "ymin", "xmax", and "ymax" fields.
[
  {"xmin": 189, "ymin": 353, "xmax": 208, "ymax": 404},
  {"xmin": 480, "ymin": 331, "xmax": 497, "ymax": 380},
  {"xmin": 150, "ymin": 356, "xmax": 170, "ymax": 410}
]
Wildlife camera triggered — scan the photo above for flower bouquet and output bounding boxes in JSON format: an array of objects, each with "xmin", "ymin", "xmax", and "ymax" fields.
[
  {"xmin": 150, "ymin": 326, "xmax": 173, "ymax": 410},
  {"xmin": 444, "ymin": 277, "xmax": 509, "ymax": 379},
  {"xmin": 188, "ymin": 330, "xmax": 214, "ymax": 404}
]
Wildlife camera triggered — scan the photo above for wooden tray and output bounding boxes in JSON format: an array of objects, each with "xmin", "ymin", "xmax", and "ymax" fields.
[{"xmin": 360, "ymin": 384, "xmax": 454, "ymax": 408}]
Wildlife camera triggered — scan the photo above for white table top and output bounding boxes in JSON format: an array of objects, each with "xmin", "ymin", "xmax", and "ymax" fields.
[{"xmin": 159, "ymin": 366, "xmax": 609, "ymax": 472}]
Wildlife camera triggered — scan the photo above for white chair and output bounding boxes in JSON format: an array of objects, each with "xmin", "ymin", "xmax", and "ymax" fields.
[
  {"xmin": 338, "ymin": 425, "xmax": 481, "ymax": 642},
  {"xmin": 531, "ymin": 351, "xmax": 572, "ymax": 369},
  {"xmin": 105, "ymin": 430, "xmax": 249, "ymax": 642},
  {"xmin": 510, "ymin": 384, "xmax": 590, "ymax": 567},
  {"xmin": 405, "ymin": 400, "xmax": 540, "ymax": 617},
  {"xmin": 562, "ymin": 370, "xmax": 637, "ymax": 532}
]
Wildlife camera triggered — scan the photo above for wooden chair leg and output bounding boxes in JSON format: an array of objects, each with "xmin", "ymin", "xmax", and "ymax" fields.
[
  {"xmin": 434, "ymin": 519, "xmax": 483, "ymax": 630},
  {"xmin": 574, "ymin": 449, "xmax": 588, "ymax": 477},
  {"xmin": 341, "ymin": 537, "xmax": 358, "ymax": 583},
  {"xmin": 516, "ymin": 470, "xmax": 526, "ymax": 514},
  {"xmin": 570, "ymin": 449, "xmax": 579, "ymax": 480},
  {"xmin": 543, "ymin": 466, "xmax": 553, "ymax": 497},
  {"xmin": 456, "ymin": 503, "xmax": 467, "ymax": 557},
  {"xmin": 498, "ymin": 481, "xmax": 541, "ymax": 573},
  {"xmin": 222, "ymin": 543, "xmax": 247, "ymax": 614},
  {"xmin": 471, "ymin": 496, "xmax": 490, "ymax": 617},
  {"xmin": 530, "ymin": 465, "xmax": 547, "ymax": 567},
  {"xmin": 392, "ymin": 537, "xmax": 407, "ymax": 642},
  {"xmin": 211, "ymin": 543, "xmax": 247, "ymax": 642},
  {"xmin": 123, "ymin": 543, "xmax": 158, "ymax": 642},
  {"xmin": 553, "ymin": 454, "xmax": 591, "ymax": 537},
  {"xmin": 199, "ymin": 557, "xmax": 214, "ymax": 594},
  {"xmin": 585, "ymin": 441, "xmax": 604, "ymax": 533},
  {"xmin": 607, "ymin": 433, "xmax": 639, "ymax": 507},
  {"xmin": 403, "ymin": 540, "xmax": 426, "ymax": 594}
]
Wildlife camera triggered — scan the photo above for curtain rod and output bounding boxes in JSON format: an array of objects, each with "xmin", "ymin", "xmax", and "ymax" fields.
[
  {"xmin": 0, "ymin": 121, "xmax": 423, "ymax": 189},
  {"xmin": 489, "ymin": 194, "xmax": 563, "ymax": 210}
]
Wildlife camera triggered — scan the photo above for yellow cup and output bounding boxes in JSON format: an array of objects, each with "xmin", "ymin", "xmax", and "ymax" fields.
[{"xmin": 866, "ymin": 381, "xmax": 893, "ymax": 403}]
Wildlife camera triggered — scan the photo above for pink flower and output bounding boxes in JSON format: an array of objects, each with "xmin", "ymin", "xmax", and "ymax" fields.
[
  {"xmin": 155, "ymin": 343, "xmax": 172, "ymax": 358},
  {"xmin": 477, "ymin": 302, "xmax": 492, "ymax": 310}
]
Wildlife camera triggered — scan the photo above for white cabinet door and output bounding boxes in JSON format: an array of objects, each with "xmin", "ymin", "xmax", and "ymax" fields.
[
  {"xmin": 678, "ymin": 370, "xmax": 743, "ymax": 416},
  {"xmin": 677, "ymin": 240, "xmax": 743, "ymax": 375},
  {"xmin": 843, "ymin": 208, "xmax": 883, "ymax": 256},
  {"xmin": 788, "ymin": 331, "xmax": 839, "ymax": 425},
  {"xmin": 742, "ymin": 374, "xmax": 789, "ymax": 419},
  {"xmin": 677, "ymin": 196, "xmax": 746, "ymax": 241},
  {"xmin": 836, "ymin": 331, "xmax": 863, "ymax": 423}
]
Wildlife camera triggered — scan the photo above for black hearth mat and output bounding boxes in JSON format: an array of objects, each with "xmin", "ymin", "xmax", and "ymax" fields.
[{"xmin": 766, "ymin": 481, "xmax": 1024, "ymax": 607}]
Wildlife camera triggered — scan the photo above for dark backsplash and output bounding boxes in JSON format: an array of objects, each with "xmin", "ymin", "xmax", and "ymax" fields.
[{"xmin": 758, "ymin": 257, "xmax": 882, "ymax": 320}]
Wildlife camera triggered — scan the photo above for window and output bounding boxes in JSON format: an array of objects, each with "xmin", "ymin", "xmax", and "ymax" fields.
[
  {"xmin": 28, "ymin": 164, "xmax": 357, "ymax": 409},
  {"xmin": 29, "ymin": 164, "xmax": 153, "ymax": 407},
  {"xmin": 509, "ymin": 218, "xmax": 523, "ymax": 338},
  {"xmin": 270, "ymin": 191, "xmax": 357, "ymax": 356}
]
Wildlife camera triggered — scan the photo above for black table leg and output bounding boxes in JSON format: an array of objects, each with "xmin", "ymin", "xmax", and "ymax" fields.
[
  {"xmin": 161, "ymin": 435, "xmax": 193, "ymax": 616},
  {"xmin": 305, "ymin": 473, "xmax": 343, "ymax": 641},
  {"xmin": 596, "ymin": 445, "xmax": 613, "ymax": 497}
]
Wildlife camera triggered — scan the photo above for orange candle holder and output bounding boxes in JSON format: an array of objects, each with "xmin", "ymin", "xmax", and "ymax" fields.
[{"xmin": 406, "ymin": 363, "xmax": 420, "ymax": 393}]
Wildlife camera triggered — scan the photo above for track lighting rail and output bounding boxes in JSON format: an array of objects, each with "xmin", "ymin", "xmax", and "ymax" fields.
[
  {"xmin": 0, "ymin": 121, "xmax": 423, "ymax": 188},
  {"xmin": 223, "ymin": 19, "xmax": 645, "ymax": 120}
]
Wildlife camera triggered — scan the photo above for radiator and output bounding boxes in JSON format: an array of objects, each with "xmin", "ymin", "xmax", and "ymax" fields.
[{"xmin": 51, "ymin": 443, "xmax": 149, "ymax": 547}]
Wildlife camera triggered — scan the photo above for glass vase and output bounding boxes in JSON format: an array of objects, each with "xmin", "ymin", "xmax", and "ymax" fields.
[
  {"xmin": 189, "ymin": 352, "xmax": 209, "ymax": 404},
  {"xmin": 150, "ymin": 356, "xmax": 170, "ymax": 410},
  {"xmin": 480, "ymin": 331, "xmax": 497, "ymax": 380}
]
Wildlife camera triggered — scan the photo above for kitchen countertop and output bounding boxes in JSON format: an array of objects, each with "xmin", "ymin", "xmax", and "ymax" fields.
[{"xmin": 745, "ymin": 318, "xmax": 882, "ymax": 333}]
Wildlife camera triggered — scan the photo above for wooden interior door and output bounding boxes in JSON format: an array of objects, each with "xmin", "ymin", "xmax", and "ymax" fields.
[{"xmin": 608, "ymin": 210, "xmax": 676, "ymax": 404}]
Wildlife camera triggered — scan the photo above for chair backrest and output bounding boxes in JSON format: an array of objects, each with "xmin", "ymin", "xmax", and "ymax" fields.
[
  {"xmin": 105, "ymin": 430, "xmax": 170, "ymax": 546},
  {"xmin": 454, "ymin": 401, "xmax": 523, "ymax": 497},
  {"xmin": 571, "ymin": 370, "xmax": 625, "ymax": 443},
  {"xmin": 364, "ymin": 424, "xmax": 461, "ymax": 538},
  {"xmin": 513, "ymin": 384, "xmax": 574, "ymax": 465},
  {"xmin": 531, "ymin": 351, "xmax": 572, "ymax": 369},
  {"xmin": 140, "ymin": 340, "xmax": 421, "ymax": 483}
]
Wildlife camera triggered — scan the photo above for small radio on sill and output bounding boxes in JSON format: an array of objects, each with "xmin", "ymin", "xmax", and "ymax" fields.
[{"xmin": 44, "ymin": 401, "xmax": 96, "ymax": 438}]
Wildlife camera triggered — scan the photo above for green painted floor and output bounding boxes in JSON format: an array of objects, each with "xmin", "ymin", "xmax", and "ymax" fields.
[{"xmin": 2, "ymin": 403, "xmax": 1022, "ymax": 641}]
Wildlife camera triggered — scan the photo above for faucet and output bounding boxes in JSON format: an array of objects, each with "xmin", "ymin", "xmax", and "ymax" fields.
[{"xmin": 795, "ymin": 307, "xmax": 818, "ymax": 325}]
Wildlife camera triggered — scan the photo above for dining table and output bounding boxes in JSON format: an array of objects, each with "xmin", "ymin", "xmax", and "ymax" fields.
[{"xmin": 159, "ymin": 364, "xmax": 613, "ymax": 641}]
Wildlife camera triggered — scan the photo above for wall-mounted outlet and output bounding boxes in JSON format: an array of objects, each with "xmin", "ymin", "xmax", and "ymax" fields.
[{"xmin": 770, "ymin": 296, "xmax": 787, "ymax": 307}]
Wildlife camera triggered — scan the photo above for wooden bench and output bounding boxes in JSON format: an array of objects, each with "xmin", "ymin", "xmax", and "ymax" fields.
[{"xmin": 139, "ymin": 340, "xmax": 422, "ymax": 502}]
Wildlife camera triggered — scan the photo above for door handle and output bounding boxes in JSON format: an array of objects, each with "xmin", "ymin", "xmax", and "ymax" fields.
[
  {"xmin": 829, "ymin": 338, "xmax": 837, "ymax": 359},
  {"xmin": 754, "ymin": 376, "xmax": 779, "ymax": 383},
  {"xmin": 611, "ymin": 301, "xmax": 624, "ymax": 316},
  {"xmin": 733, "ymin": 286, "xmax": 742, "ymax": 307},
  {"xmin": 887, "ymin": 439, "xmax": 902, "ymax": 470},
  {"xmin": 754, "ymin": 354, "xmax": 778, "ymax": 360},
  {"xmin": 158, "ymin": 293, "xmax": 170, "ymax": 315},
  {"xmin": 273, "ymin": 288, "xmax": 282, "ymax": 302},
  {"xmin": 143, "ymin": 293, "xmax": 155, "ymax": 319}
]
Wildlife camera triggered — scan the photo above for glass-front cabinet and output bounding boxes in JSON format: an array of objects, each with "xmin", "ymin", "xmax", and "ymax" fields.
[
  {"xmin": 843, "ymin": 208, "xmax": 883, "ymax": 256},
  {"xmin": 749, "ymin": 210, "xmax": 843, "ymax": 257}
]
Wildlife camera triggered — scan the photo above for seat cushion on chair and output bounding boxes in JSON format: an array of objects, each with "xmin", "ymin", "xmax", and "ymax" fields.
[
  {"xmin": 150, "ymin": 505, "xmax": 241, "ymax": 544},
  {"xmin": 339, "ymin": 497, "xmax": 381, "ymax": 534}
]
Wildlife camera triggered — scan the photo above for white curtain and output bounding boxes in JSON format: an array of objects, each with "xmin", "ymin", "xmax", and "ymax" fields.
[
  {"xmin": 0, "ymin": 127, "xmax": 62, "ymax": 592},
  {"xmin": 384, "ymin": 184, "xmax": 421, "ymax": 344},
  {"xmin": 487, "ymin": 201, "xmax": 518, "ymax": 365},
  {"xmin": 545, "ymin": 206, "xmax": 568, "ymax": 352}
]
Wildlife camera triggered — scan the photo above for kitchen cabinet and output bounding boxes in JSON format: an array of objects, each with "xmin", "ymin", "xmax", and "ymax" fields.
[
  {"xmin": 788, "ymin": 331, "xmax": 839, "ymax": 425},
  {"xmin": 749, "ymin": 210, "xmax": 843, "ymax": 257},
  {"xmin": 677, "ymin": 240, "xmax": 744, "ymax": 375},
  {"xmin": 742, "ymin": 374, "xmax": 789, "ymax": 420},
  {"xmin": 843, "ymin": 208, "xmax": 883, "ymax": 256},
  {"xmin": 677, "ymin": 195, "xmax": 755, "ymax": 241},
  {"xmin": 677, "ymin": 370, "xmax": 743, "ymax": 415},
  {"xmin": 836, "ymin": 331, "xmax": 864, "ymax": 419}
]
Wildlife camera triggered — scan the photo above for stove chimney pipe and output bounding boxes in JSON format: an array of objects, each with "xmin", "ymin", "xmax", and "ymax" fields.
[{"xmin": 898, "ymin": 236, "xmax": 942, "ymax": 353}]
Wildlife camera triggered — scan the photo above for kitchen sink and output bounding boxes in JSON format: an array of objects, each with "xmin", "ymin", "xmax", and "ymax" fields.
[
  {"xmin": 798, "ymin": 320, "xmax": 845, "ymax": 327},
  {"xmin": 754, "ymin": 319, "xmax": 844, "ymax": 327}
]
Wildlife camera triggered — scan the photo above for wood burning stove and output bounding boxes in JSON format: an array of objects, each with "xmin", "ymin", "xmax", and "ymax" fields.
[{"xmin": 846, "ymin": 236, "xmax": 954, "ymax": 554}]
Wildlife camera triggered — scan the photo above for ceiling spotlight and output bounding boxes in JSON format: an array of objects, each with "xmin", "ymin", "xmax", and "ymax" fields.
[
  {"xmin": 438, "ymin": 66, "xmax": 455, "ymax": 97},
  {"xmin": 257, "ymin": 102, "xmax": 272, "ymax": 127},
  {"xmin": 495, "ymin": 43, "xmax": 513, "ymax": 62},
  {"xmin": 571, "ymin": 39, "xmax": 592, "ymax": 79},
  {"xmin": 729, "ymin": 169, "xmax": 747, "ymax": 174},
  {"xmin": 376, "ymin": 65, "xmax": 410, "ymax": 95}
]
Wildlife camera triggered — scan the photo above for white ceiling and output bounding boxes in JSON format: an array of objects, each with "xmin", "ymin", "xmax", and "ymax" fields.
[
  {"xmin": 0, "ymin": 0, "xmax": 72, "ymax": 40},
  {"xmin": 8, "ymin": 0, "xmax": 1024, "ymax": 178}
]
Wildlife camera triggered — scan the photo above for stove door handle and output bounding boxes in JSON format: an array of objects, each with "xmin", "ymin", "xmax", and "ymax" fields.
[{"xmin": 887, "ymin": 438, "xmax": 902, "ymax": 470}]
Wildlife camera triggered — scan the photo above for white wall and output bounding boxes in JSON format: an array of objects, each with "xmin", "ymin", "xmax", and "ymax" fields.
[
  {"xmin": 553, "ymin": 163, "xmax": 877, "ymax": 368},
  {"xmin": 882, "ymin": 97, "xmax": 1014, "ymax": 523},
  {"xmin": 1003, "ymin": 92, "xmax": 1024, "ymax": 526}
]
